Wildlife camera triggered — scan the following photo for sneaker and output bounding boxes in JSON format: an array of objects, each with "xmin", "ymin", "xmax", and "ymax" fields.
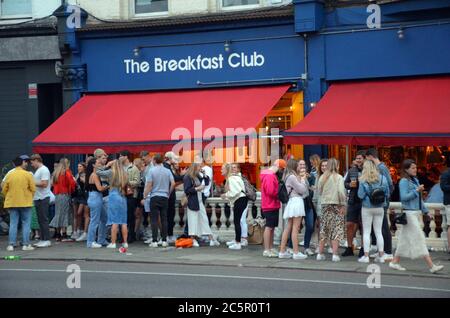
[
  {"xmin": 341, "ymin": 247, "xmax": 354, "ymax": 257},
  {"xmin": 35, "ymin": 240, "xmax": 51, "ymax": 248},
  {"xmin": 429, "ymin": 264, "xmax": 444, "ymax": 274},
  {"xmin": 6, "ymin": 245, "xmax": 14, "ymax": 252},
  {"xmin": 278, "ymin": 251, "xmax": 292, "ymax": 259},
  {"xmin": 241, "ymin": 239, "xmax": 248, "ymax": 247},
  {"xmin": 106, "ymin": 243, "xmax": 117, "ymax": 249},
  {"xmin": 263, "ymin": 250, "xmax": 271, "ymax": 257},
  {"xmin": 144, "ymin": 238, "xmax": 153, "ymax": 244},
  {"xmin": 149, "ymin": 242, "xmax": 158, "ymax": 248},
  {"xmin": 61, "ymin": 235, "xmax": 74, "ymax": 242},
  {"xmin": 76, "ymin": 232, "xmax": 87, "ymax": 242},
  {"xmin": 316, "ymin": 254, "xmax": 326, "ymax": 261},
  {"xmin": 299, "ymin": 240, "xmax": 305, "ymax": 246},
  {"xmin": 268, "ymin": 250, "xmax": 279, "ymax": 258},
  {"xmin": 389, "ymin": 262, "xmax": 406, "ymax": 271},
  {"xmin": 157, "ymin": 239, "xmax": 163, "ymax": 246},
  {"xmin": 304, "ymin": 248, "xmax": 315, "ymax": 256},
  {"xmin": 286, "ymin": 248, "xmax": 294, "ymax": 255},
  {"xmin": 22, "ymin": 245, "xmax": 35, "ymax": 251},
  {"xmin": 89, "ymin": 242, "xmax": 102, "ymax": 248},
  {"xmin": 327, "ymin": 247, "xmax": 333, "ymax": 254},
  {"xmin": 71, "ymin": 231, "xmax": 79, "ymax": 240},
  {"xmin": 226, "ymin": 240, "xmax": 237, "ymax": 247},
  {"xmin": 161, "ymin": 241, "xmax": 169, "ymax": 248},
  {"xmin": 122, "ymin": 243, "xmax": 128, "ymax": 248},
  {"xmin": 293, "ymin": 252, "xmax": 308, "ymax": 260},
  {"xmin": 229, "ymin": 243, "xmax": 241, "ymax": 250},
  {"xmin": 167, "ymin": 236, "xmax": 176, "ymax": 244},
  {"xmin": 192, "ymin": 239, "xmax": 200, "ymax": 247},
  {"xmin": 375, "ymin": 254, "xmax": 386, "ymax": 263},
  {"xmin": 332, "ymin": 255, "xmax": 341, "ymax": 262},
  {"xmin": 210, "ymin": 240, "xmax": 220, "ymax": 247},
  {"xmin": 358, "ymin": 256, "xmax": 370, "ymax": 263},
  {"xmin": 383, "ymin": 254, "xmax": 393, "ymax": 261}
]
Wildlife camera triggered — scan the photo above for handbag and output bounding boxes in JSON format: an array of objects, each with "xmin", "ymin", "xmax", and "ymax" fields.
[
  {"xmin": 247, "ymin": 217, "xmax": 266, "ymax": 245},
  {"xmin": 394, "ymin": 211, "xmax": 407, "ymax": 225}
]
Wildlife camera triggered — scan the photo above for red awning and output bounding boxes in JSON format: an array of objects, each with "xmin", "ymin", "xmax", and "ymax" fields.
[
  {"xmin": 33, "ymin": 85, "xmax": 290, "ymax": 154},
  {"xmin": 283, "ymin": 76, "xmax": 450, "ymax": 146}
]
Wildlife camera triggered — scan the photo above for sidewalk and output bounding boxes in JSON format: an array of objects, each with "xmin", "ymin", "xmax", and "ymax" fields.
[{"xmin": 1, "ymin": 236, "xmax": 449, "ymax": 279}]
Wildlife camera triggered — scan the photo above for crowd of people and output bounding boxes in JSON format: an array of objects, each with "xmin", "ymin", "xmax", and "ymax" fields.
[{"xmin": 1, "ymin": 147, "xmax": 449, "ymax": 274}]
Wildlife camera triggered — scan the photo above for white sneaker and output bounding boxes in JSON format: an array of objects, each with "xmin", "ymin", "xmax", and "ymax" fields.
[
  {"xmin": 304, "ymin": 248, "xmax": 315, "ymax": 256},
  {"xmin": 157, "ymin": 239, "xmax": 163, "ymax": 246},
  {"xmin": 293, "ymin": 252, "xmax": 308, "ymax": 260},
  {"xmin": 89, "ymin": 242, "xmax": 102, "ymax": 248},
  {"xmin": 35, "ymin": 240, "xmax": 51, "ymax": 248},
  {"xmin": 358, "ymin": 256, "xmax": 370, "ymax": 263},
  {"xmin": 240, "ymin": 239, "xmax": 248, "ymax": 247},
  {"xmin": 278, "ymin": 251, "xmax": 292, "ymax": 259},
  {"xmin": 192, "ymin": 239, "xmax": 200, "ymax": 247},
  {"xmin": 316, "ymin": 254, "xmax": 326, "ymax": 261},
  {"xmin": 226, "ymin": 240, "xmax": 237, "ymax": 247},
  {"xmin": 22, "ymin": 245, "xmax": 35, "ymax": 251},
  {"xmin": 6, "ymin": 245, "xmax": 14, "ymax": 252},
  {"xmin": 229, "ymin": 243, "xmax": 241, "ymax": 250},
  {"xmin": 375, "ymin": 254, "xmax": 386, "ymax": 263},
  {"xmin": 210, "ymin": 240, "xmax": 220, "ymax": 247},
  {"xmin": 161, "ymin": 241, "xmax": 169, "ymax": 248},
  {"xmin": 327, "ymin": 247, "xmax": 333, "ymax": 254},
  {"xmin": 71, "ymin": 231, "xmax": 79, "ymax": 240},
  {"xmin": 299, "ymin": 240, "xmax": 305, "ymax": 246},
  {"xmin": 383, "ymin": 254, "xmax": 393, "ymax": 261},
  {"xmin": 76, "ymin": 232, "xmax": 87, "ymax": 242},
  {"xmin": 106, "ymin": 243, "xmax": 116, "ymax": 249},
  {"xmin": 263, "ymin": 250, "xmax": 271, "ymax": 257},
  {"xmin": 389, "ymin": 262, "xmax": 406, "ymax": 271},
  {"xmin": 122, "ymin": 243, "xmax": 128, "ymax": 249},
  {"xmin": 332, "ymin": 255, "xmax": 341, "ymax": 262},
  {"xmin": 149, "ymin": 242, "xmax": 158, "ymax": 248},
  {"xmin": 144, "ymin": 238, "xmax": 153, "ymax": 244},
  {"xmin": 430, "ymin": 264, "xmax": 444, "ymax": 274}
]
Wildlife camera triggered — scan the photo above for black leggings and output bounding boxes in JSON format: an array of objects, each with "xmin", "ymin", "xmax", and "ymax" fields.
[{"xmin": 233, "ymin": 197, "xmax": 248, "ymax": 243}]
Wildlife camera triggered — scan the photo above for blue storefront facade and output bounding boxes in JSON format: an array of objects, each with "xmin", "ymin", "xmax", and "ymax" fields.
[{"xmin": 44, "ymin": 0, "xmax": 450, "ymax": 170}]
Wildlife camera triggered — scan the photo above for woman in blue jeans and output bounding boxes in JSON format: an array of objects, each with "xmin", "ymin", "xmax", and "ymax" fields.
[{"xmin": 86, "ymin": 158, "xmax": 108, "ymax": 248}]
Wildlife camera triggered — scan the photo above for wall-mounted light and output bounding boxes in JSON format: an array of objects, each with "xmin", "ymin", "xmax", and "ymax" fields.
[
  {"xmin": 309, "ymin": 102, "xmax": 317, "ymax": 108},
  {"xmin": 133, "ymin": 47, "xmax": 140, "ymax": 57},
  {"xmin": 224, "ymin": 41, "xmax": 231, "ymax": 52},
  {"xmin": 397, "ymin": 28, "xmax": 404, "ymax": 39}
]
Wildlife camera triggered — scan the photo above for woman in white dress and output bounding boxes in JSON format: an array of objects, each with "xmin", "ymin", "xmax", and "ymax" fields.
[
  {"xmin": 389, "ymin": 159, "xmax": 443, "ymax": 273},
  {"xmin": 183, "ymin": 163, "xmax": 220, "ymax": 248},
  {"xmin": 278, "ymin": 159, "xmax": 308, "ymax": 260}
]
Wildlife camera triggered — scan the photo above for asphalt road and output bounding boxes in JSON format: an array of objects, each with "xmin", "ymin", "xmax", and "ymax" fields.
[{"xmin": 0, "ymin": 260, "xmax": 449, "ymax": 298}]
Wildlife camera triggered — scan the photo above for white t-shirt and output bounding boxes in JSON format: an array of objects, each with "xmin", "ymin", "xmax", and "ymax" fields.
[
  {"xmin": 33, "ymin": 165, "xmax": 52, "ymax": 200},
  {"xmin": 200, "ymin": 165, "xmax": 213, "ymax": 198}
]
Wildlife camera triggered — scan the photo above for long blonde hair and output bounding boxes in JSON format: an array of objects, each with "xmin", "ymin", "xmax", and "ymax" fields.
[
  {"xmin": 221, "ymin": 163, "xmax": 232, "ymax": 179},
  {"xmin": 53, "ymin": 158, "xmax": 70, "ymax": 184},
  {"xmin": 319, "ymin": 158, "xmax": 339, "ymax": 192},
  {"xmin": 186, "ymin": 163, "xmax": 202, "ymax": 180},
  {"xmin": 283, "ymin": 159, "xmax": 299, "ymax": 181},
  {"xmin": 359, "ymin": 160, "xmax": 380, "ymax": 184},
  {"xmin": 110, "ymin": 160, "xmax": 128, "ymax": 192}
]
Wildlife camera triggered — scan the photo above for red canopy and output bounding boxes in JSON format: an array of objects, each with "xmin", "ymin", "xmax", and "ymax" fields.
[
  {"xmin": 283, "ymin": 76, "xmax": 450, "ymax": 146},
  {"xmin": 33, "ymin": 85, "xmax": 289, "ymax": 154}
]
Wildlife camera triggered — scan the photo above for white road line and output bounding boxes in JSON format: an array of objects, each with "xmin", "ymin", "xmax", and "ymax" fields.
[{"xmin": 0, "ymin": 268, "xmax": 449, "ymax": 293}]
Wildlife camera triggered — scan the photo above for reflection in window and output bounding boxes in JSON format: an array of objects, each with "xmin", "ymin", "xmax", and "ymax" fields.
[
  {"xmin": 222, "ymin": 0, "xmax": 259, "ymax": 8},
  {"xmin": 135, "ymin": 0, "xmax": 168, "ymax": 14},
  {"xmin": 1, "ymin": 0, "xmax": 32, "ymax": 17}
]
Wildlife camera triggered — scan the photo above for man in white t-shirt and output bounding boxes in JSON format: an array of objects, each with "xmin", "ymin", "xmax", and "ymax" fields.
[{"xmin": 30, "ymin": 154, "xmax": 52, "ymax": 248}]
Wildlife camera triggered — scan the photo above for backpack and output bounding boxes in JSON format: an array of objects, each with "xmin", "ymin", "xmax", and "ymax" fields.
[
  {"xmin": 278, "ymin": 180, "xmax": 292, "ymax": 204},
  {"xmin": 241, "ymin": 176, "xmax": 257, "ymax": 201},
  {"xmin": 368, "ymin": 176, "xmax": 386, "ymax": 206}
]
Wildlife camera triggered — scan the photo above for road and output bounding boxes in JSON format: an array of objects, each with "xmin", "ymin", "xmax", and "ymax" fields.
[{"xmin": 0, "ymin": 260, "xmax": 449, "ymax": 298}]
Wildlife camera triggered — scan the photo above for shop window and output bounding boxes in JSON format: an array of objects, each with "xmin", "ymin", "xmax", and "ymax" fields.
[
  {"xmin": 221, "ymin": 0, "xmax": 260, "ymax": 10},
  {"xmin": 0, "ymin": 0, "xmax": 32, "ymax": 18},
  {"xmin": 133, "ymin": 0, "xmax": 168, "ymax": 16}
]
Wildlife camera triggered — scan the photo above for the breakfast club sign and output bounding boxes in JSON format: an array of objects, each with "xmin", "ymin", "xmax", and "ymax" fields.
[{"xmin": 123, "ymin": 51, "xmax": 265, "ymax": 74}]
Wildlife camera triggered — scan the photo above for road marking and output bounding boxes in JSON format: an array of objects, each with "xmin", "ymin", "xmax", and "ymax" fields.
[{"xmin": 0, "ymin": 268, "xmax": 449, "ymax": 293}]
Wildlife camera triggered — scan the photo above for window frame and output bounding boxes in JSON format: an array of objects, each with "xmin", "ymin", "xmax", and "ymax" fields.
[
  {"xmin": 219, "ymin": 0, "xmax": 262, "ymax": 11},
  {"xmin": 0, "ymin": 0, "xmax": 33, "ymax": 19},
  {"xmin": 130, "ymin": 0, "xmax": 169, "ymax": 19}
]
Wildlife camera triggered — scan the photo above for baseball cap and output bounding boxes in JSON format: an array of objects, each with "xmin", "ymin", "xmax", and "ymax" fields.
[
  {"xmin": 19, "ymin": 155, "xmax": 30, "ymax": 161},
  {"xmin": 164, "ymin": 151, "xmax": 177, "ymax": 161},
  {"xmin": 274, "ymin": 159, "xmax": 287, "ymax": 169}
]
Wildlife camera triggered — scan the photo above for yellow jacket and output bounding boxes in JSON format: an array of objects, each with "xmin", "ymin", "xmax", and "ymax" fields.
[{"xmin": 2, "ymin": 167, "xmax": 36, "ymax": 208}]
